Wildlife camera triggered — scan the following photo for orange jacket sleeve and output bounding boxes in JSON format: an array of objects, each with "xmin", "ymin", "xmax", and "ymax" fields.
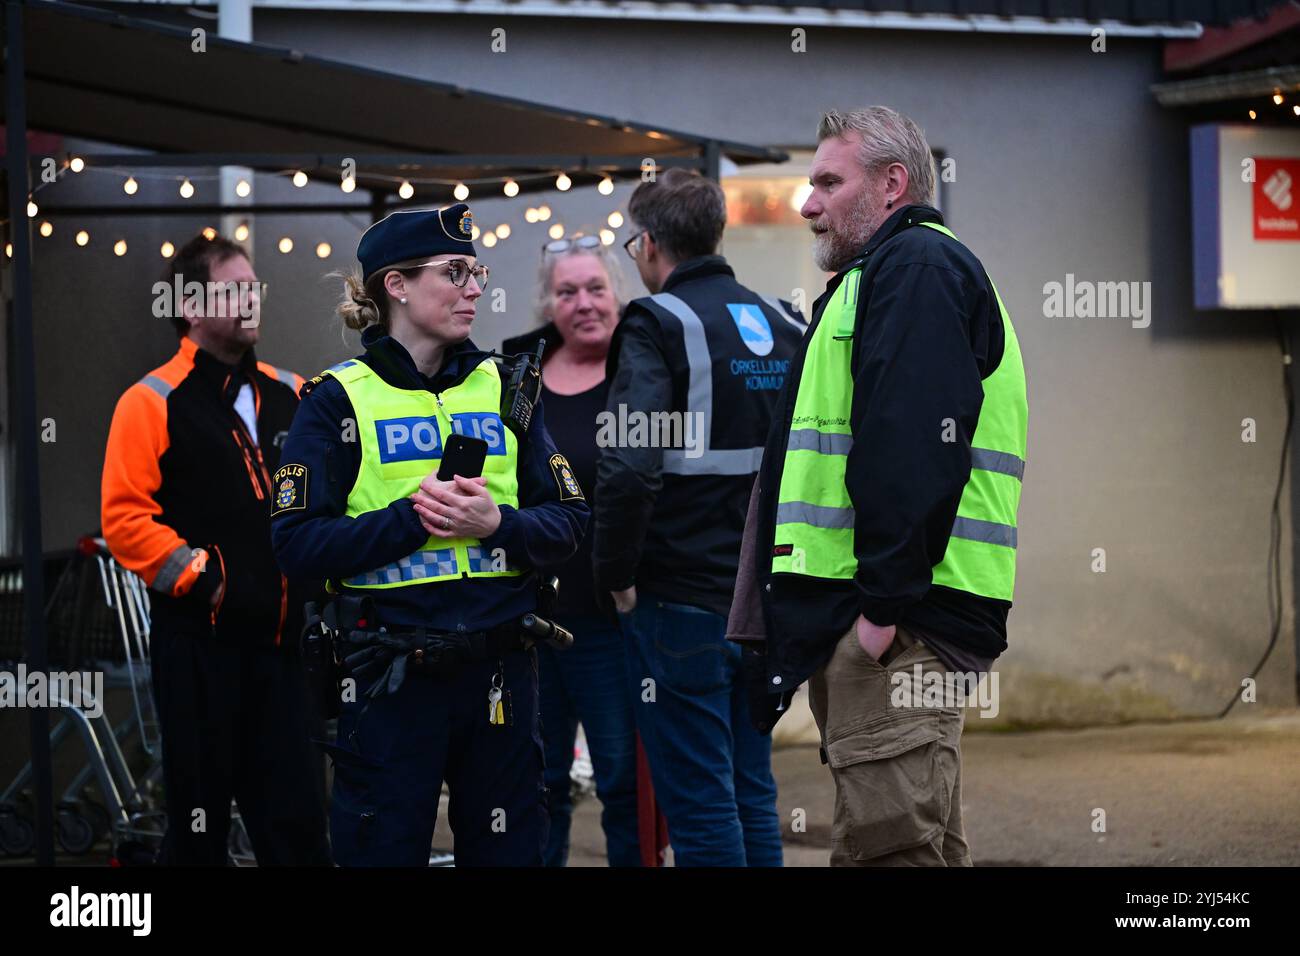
[{"xmin": 100, "ymin": 383, "xmax": 208, "ymax": 597}]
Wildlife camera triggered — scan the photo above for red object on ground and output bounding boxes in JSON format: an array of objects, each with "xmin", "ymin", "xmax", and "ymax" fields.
[{"xmin": 635, "ymin": 733, "xmax": 668, "ymax": 867}]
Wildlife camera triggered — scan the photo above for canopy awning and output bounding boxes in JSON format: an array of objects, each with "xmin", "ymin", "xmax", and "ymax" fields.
[{"xmin": 2, "ymin": 0, "xmax": 786, "ymax": 202}]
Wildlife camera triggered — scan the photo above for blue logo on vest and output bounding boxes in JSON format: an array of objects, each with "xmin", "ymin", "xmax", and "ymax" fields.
[
  {"xmin": 727, "ymin": 303, "xmax": 774, "ymax": 357},
  {"xmin": 376, "ymin": 416, "xmax": 443, "ymax": 463},
  {"xmin": 450, "ymin": 412, "xmax": 507, "ymax": 455}
]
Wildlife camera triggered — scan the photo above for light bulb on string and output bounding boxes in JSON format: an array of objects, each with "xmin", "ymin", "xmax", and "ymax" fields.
[
  {"xmin": 398, "ymin": 181, "xmax": 415, "ymax": 200},
  {"xmin": 537, "ymin": 205, "xmax": 552, "ymax": 221},
  {"xmin": 114, "ymin": 240, "xmax": 127, "ymax": 257},
  {"xmin": 279, "ymin": 237, "xmax": 294, "ymax": 254},
  {"xmin": 482, "ymin": 233, "xmax": 498, "ymax": 248},
  {"xmin": 235, "ymin": 179, "xmax": 252, "ymax": 198},
  {"xmin": 548, "ymin": 224, "xmax": 564, "ymax": 240},
  {"xmin": 234, "ymin": 223, "xmax": 250, "ymax": 242},
  {"xmin": 503, "ymin": 180, "xmax": 520, "ymax": 198},
  {"xmin": 123, "ymin": 177, "xmax": 138, "ymax": 195},
  {"xmin": 316, "ymin": 242, "xmax": 332, "ymax": 259},
  {"xmin": 525, "ymin": 208, "xmax": 539, "ymax": 223},
  {"xmin": 495, "ymin": 224, "xmax": 511, "ymax": 239},
  {"xmin": 556, "ymin": 172, "xmax": 572, "ymax": 192},
  {"xmin": 600, "ymin": 229, "xmax": 615, "ymax": 246},
  {"xmin": 69, "ymin": 157, "xmax": 85, "ymax": 173},
  {"xmin": 39, "ymin": 221, "xmax": 53, "ymax": 238},
  {"xmin": 76, "ymin": 231, "xmax": 90, "ymax": 247},
  {"xmin": 179, "ymin": 179, "xmax": 195, "ymax": 199},
  {"xmin": 607, "ymin": 211, "xmax": 624, "ymax": 228},
  {"xmin": 160, "ymin": 241, "xmax": 174, "ymax": 258},
  {"xmin": 471, "ymin": 226, "xmax": 481, "ymax": 241},
  {"xmin": 341, "ymin": 176, "xmax": 356, "ymax": 194},
  {"xmin": 202, "ymin": 227, "xmax": 217, "ymax": 241},
  {"xmin": 26, "ymin": 200, "xmax": 38, "ymax": 218},
  {"xmin": 598, "ymin": 176, "xmax": 614, "ymax": 196},
  {"xmin": 1274, "ymin": 91, "xmax": 1284, "ymax": 106},
  {"xmin": 292, "ymin": 171, "xmax": 309, "ymax": 188},
  {"xmin": 454, "ymin": 183, "xmax": 470, "ymax": 201}
]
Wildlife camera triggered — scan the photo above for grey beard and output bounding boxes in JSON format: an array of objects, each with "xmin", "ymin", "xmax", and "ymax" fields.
[
  {"xmin": 813, "ymin": 228, "xmax": 866, "ymax": 273},
  {"xmin": 813, "ymin": 197, "xmax": 880, "ymax": 273}
]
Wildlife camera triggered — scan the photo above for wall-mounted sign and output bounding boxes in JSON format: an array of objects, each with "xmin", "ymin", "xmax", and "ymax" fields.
[
  {"xmin": 1191, "ymin": 124, "xmax": 1300, "ymax": 309},
  {"xmin": 1253, "ymin": 157, "xmax": 1298, "ymax": 241}
]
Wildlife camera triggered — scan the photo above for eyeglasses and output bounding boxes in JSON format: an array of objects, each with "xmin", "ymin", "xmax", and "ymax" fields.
[
  {"xmin": 623, "ymin": 230, "xmax": 649, "ymax": 260},
  {"xmin": 409, "ymin": 259, "xmax": 490, "ymax": 291},
  {"xmin": 543, "ymin": 235, "xmax": 602, "ymax": 256},
  {"xmin": 208, "ymin": 280, "xmax": 268, "ymax": 301},
  {"xmin": 206, "ymin": 280, "xmax": 268, "ymax": 317}
]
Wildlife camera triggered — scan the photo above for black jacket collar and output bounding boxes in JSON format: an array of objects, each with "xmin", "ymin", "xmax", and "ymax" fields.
[
  {"xmin": 813, "ymin": 204, "xmax": 946, "ymax": 318},
  {"xmin": 189, "ymin": 340, "xmax": 259, "ymax": 403},
  {"xmin": 662, "ymin": 255, "xmax": 734, "ymax": 292},
  {"xmin": 857, "ymin": 203, "xmax": 945, "ymax": 262},
  {"xmin": 360, "ymin": 324, "xmax": 491, "ymax": 394}
]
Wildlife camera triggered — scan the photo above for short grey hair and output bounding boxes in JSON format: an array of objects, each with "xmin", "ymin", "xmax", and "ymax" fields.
[
  {"xmin": 534, "ymin": 240, "xmax": 629, "ymax": 324},
  {"xmin": 817, "ymin": 107, "xmax": 936, "ymax": 207}
]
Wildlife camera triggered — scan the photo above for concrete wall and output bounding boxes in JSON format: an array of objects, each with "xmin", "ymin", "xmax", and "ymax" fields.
[{"xmin": 17, "ymin": 10, "xmax": 1296, "ymax": 723}]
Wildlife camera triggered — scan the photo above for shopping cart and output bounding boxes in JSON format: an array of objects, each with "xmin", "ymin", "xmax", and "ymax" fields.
[
  {"xmin": 0, "ymin": 538, "xmax": 166, "ymax": 858},
  {"xmin": 0, "ymin": 538, "xmax": 256, "ymax": 863}
]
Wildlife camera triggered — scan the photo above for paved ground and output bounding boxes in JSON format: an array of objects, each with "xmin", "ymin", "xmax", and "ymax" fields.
[
  {"xmin": 556, "ymin": 708, "xmax": 1300, "ymax": 866},
  {"xmin": 8, "ymin": 707, "xmax": 1296, "ymax": 866}
]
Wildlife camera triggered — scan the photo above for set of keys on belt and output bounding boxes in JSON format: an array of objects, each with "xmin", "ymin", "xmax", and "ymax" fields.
[{"xmin": 488, "ymin": 663, "xmax": 510, "ymax": 726}]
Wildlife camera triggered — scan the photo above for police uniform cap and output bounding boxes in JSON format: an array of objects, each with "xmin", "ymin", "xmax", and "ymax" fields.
[{"xmin": 357, "ymin": 203, "xmax": 477, "ymax": 281}]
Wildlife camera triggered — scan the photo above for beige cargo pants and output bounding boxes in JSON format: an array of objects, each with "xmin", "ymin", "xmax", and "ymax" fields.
[{"xmin": 808, "ymin": 623, "xmax": 971, "ymax": 866}]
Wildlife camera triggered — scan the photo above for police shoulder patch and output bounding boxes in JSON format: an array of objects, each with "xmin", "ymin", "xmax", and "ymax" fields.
[
  {"xmin": 300, "ymin": 374, "xmax": 325, "ymax": 398},
  {"xmin": 548, "ymin": 453, "xmax": 584, "ymax": 502},
  {"xmin": 271, "ymin": 463, "xmax": 308, "ymax": 516}
]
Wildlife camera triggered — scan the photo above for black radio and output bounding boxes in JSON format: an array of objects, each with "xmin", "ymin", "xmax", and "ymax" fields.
[{"xmin": 498, "ymin": 338, "xmax": 546, "ymax": 437}]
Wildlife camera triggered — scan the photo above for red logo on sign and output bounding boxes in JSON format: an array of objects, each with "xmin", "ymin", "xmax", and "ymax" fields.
[{"xmin": 1254, "ymin": 157, "xmax": 1300, "ymax": 241}]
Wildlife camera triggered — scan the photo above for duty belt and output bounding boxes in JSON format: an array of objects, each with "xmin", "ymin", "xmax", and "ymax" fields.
[{"xmin": 340, "ymin": 622, "xmax": 525, "ymax": 702}]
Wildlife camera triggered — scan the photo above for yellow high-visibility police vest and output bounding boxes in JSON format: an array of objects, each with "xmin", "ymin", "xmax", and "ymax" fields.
[
  {"xmin": 771, "ymin": 222, "xmax": 1028, "ymax": 601},
  {"xmin": 322, "ymin": 356, "xmax": 522, "ymax": 588}
]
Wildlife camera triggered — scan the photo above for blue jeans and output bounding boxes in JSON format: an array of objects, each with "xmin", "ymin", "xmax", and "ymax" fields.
[
  {"xmin": 537, "ymin": 614, "xmax": 641, "ymax": 867},
  {"xmin": 619, "ymin": 595, "xmax": 783, "ymax": 867}
]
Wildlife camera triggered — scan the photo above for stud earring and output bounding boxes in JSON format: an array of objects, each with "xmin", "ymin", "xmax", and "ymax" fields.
[
  {"xmin": 886, "ymin": 200, "xmax": 893, "ymax": 209},
  {"xmin": 400, "ymin": 297, "xmax": 407, "ymax": 304}
]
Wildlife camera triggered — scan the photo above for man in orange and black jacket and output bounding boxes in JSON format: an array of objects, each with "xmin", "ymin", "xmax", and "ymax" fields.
[{"xmin": 101, "ymin": 234, "xmax": 329, "ymax": 865}]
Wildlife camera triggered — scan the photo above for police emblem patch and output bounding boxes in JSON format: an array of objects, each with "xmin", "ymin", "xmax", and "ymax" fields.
[
  {"xmin": 548, "ymin": 453, "xmax": 584, "ymax": 501},
  {"xmin": 458, "ymin": 211, "xmax": 473, "ymax": 238},
  {"xmin": 270, "ymin": 463, "xmax": 308, "ymax": 516}
]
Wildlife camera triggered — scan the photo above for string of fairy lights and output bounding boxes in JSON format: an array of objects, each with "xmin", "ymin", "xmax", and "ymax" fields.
[
  {"xmin": 1246, "ymin": 88, "xmax": 1300, "ymax": 121},
  {"xmin": 7, "ymin": 156, "xmax": 633, "ymax": 258}
]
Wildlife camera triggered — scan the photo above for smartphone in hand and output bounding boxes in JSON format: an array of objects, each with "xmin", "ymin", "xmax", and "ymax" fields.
[{"xmin": 437, "ymin": 434, "xmax": 489, "ymax": 481}]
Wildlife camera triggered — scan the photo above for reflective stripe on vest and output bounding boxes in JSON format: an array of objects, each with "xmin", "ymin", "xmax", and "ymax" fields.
[
  {"xmin": 646, "ymin": 292, "xmax": 770, "ymax": 477},
  {"xmin": 771, "ymin": 221, "xmax": 1027, "ymax": 602},
  {"xmin": 325, "ymin": 357, "xmax": 522, "ymax": 589}
]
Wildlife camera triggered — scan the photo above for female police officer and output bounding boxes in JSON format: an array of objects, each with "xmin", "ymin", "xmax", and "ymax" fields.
[{"xmin": 271, "ymin": 203, "xmax": 588, "ymax": 866}]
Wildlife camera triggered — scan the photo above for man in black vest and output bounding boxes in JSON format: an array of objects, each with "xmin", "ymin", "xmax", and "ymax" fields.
[{"xmin": 593, "ymin": 168, "xmax": 804, "ymax": 866}]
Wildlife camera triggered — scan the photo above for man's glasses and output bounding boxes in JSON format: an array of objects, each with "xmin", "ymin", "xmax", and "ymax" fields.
[
  {"xmin": 623, "ymin": 230, "xmax": 648, "ymax": 260},
  {"xmin": 409, "ymin": 259, "xmax": 490, "ymax": 291},
  {"xmin": 206, "ymin": 280, "xmax": 267, "ymax": 318},
  {"xmin": 543, "ymin": 235, "xmax": 602, "ymax": 256}
]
